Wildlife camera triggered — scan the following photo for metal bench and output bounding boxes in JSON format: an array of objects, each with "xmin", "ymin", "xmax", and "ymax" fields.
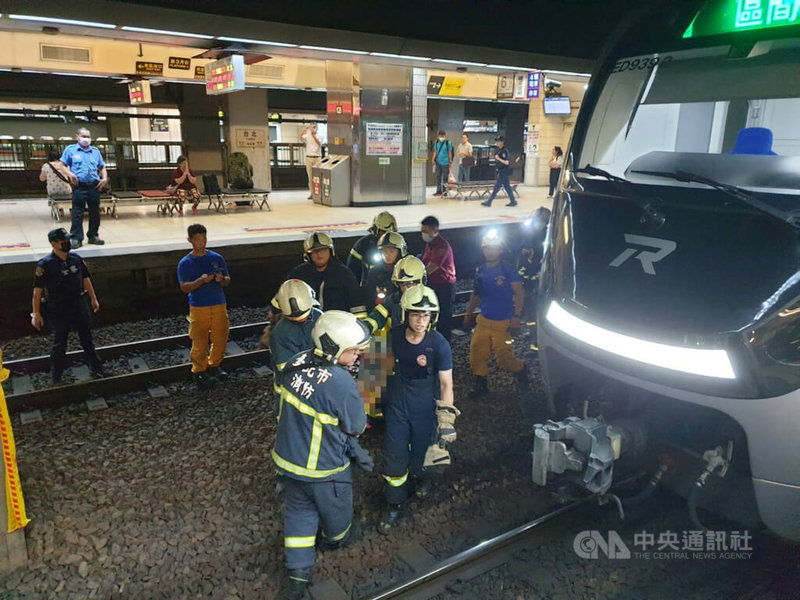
[
  {"xmin": 48, "ymin": 193, "xmax": 115, "ymax": 222},
  {"xmin": 206, "ymin": 188, "xmax": 272, "ymax": 213},
  {"xmin": 110, "ymin": 190, "xmax": 184, "ymax": 218},
  {"xmin": 447, "ymin": 180, "xmax": 520, "ymax": 201}
]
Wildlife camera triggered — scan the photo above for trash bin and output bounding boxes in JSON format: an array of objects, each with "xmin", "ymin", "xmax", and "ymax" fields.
[
  {"xmin": 321, "ymin": 155, "xmax": 351, "ymax": 207},
  {"xmin": 311, "ymin": 157, "xmax": 330, "ymax": 204}
]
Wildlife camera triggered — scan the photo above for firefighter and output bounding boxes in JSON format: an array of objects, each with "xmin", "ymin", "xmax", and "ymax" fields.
[
  {"xmin": 273, "ymin": 310, "xmax": 373, "ymax": 599},
  {"xmin": 347, "ymin": 211, "xmax": 398, "ymax": 285},
  {"xmin": 363, "ymin": 231, "xmax": 408, "ymax": 308},
  {"xmin": 517, "ymin": 207, "xmax": 551, "ymax": 354},
  {"xmin": 378, "ymin": 285, "xmax": 457, "ymax": 534}
]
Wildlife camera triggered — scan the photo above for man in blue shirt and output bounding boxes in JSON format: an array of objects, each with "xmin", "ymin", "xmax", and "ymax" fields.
[
  {"xmin": 430, "ymin": 130, "xmax": 453, "ymax": 197},
  {"xmin": 464, "ymin": 230, "xmax": 529, "ymax": 398},
  {"xmin": 60, "ymin": 128, "xmax": 108, "ymax": 248},
  {"xmin": 177, "ymin": 224, "xmax": 231, "ymax": 388},
  {"xmin": 481, "ymin": 136, "xmax": 518, "ymax": 208}
]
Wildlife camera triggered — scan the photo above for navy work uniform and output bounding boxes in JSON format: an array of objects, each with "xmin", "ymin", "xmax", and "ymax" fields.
[
  {"xmin": 363, "ymin": 291, "xmax": 402, "ymax": 334},
  {"xmin": 363, "ymin": 261, "xmax": 395, "ymax": 308},
  {"xmin": 269, "ymin": 307, "xmax": 322, "ymax": 394},
  {"xmin": 517, "ymin": 226, "xmax": 547, "ymax": 350},
  {"xmin": 34, "ymin": 251, "xmax": 102, "ymax": 382},
  {"xmin": 287, "ymin": 261, "xmax": 365, "ymax": 315},
  {"xmin": 347, "ymin": 233, "xmax": 381, "ymax": 285},
  {"xmin": 383, "ymin": 325, "xmax": 453, "ymax": 504},
  {"xmin": 272, "ymin": 350, "xmax": 367, "ymax": 575},
  {"xmin": 60, "ymin": 142, "xmax": 105, "ymax": 245}
]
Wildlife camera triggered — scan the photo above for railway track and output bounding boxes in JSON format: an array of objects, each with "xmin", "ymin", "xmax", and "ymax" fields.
[{"xmin": 3, "ymin": 290, "xmax": 478, "ymax": 412}]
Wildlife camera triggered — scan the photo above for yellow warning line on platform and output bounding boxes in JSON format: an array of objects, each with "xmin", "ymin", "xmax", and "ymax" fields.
[{"xmin": 244, "ymin": 221, "xmax": 368, "ymax": 233}]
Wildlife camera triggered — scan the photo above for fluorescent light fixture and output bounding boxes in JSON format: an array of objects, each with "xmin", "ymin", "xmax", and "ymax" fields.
[
  {"xmin": 545, "ymin": 301, "xmax": 736, "ymax": 379},
  {"xmin": 544, "ymin": 69, "xmax": 592, "ymax": 77},
  {"xmin": 52, "ymin": 72, "xmax": 112, "ymax": 79},
  {"xmin": 218, "ymin": 36, "xmax": 296, "ymax": 47},
  {"xmin": 299, "ymin": 45, "xmax": 368, "ymax": 55},
  {"xmin": 370, "ymin": 52, "xmax": 432, "ymax": 61},
  {"xmin": 432, "ymin": 58, "xmax": 486, "ymax": 67},
  {"xmin": 485, "ymin": 64, "xmax": 534, "ymax": 70},
  {"xmin": 121, "ymin": 26, "xmax": 214, "ymax": 39},
  {"xmin": 9, "ymin": 14, "xmax": 116, "ymax": 29}
]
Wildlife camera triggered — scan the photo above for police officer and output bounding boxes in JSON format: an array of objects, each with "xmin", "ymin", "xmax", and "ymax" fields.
[
  {"xmin": 517, "ymin": 207, "xmax": 551, "ymax": 354},
  {"xmin": 480, "ymin": 136, "xmax": 517, "ymax": 208},
  {"xmin": 379, "ymin": 285, "xmax": 456, "ymax": 533},
  {"xmin": 464, "ymin": 230, "xmax": 529, "ymax": 399},
  {"xmin": 347, "ymin": 211, "xmax": 397, "ymax": 285},
  {"xmin": 287, "ymin": 232, "xmax": 365, "ymax": 315},
  {"xmin": 31, "ymin": 228, "xmax": 105, "ymax": 385},
  {"xmin": 363, "ymin": 231, "xmax": 407, "ymax": 308},
  {"xmin": 60, "ymin": 127, "xmax": 108, "ymax": 248},
  {"xmin": 268, "ymin": 279, "xmax": 322, "ymax": 394},
  {"xmin": 272, "ymin": 311, "xmax": 372, "ymax": 599}
]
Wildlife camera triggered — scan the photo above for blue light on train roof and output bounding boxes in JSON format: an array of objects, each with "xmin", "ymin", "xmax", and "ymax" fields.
[{"xmin": 684, "ymin": 0, "xmax": 800, "ymax": 38}]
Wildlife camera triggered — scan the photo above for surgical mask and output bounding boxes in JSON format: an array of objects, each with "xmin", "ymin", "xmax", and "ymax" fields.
[
  {"xmin": 59, "ymin": 241, "xmax": 71, "ymax": 252},
  {"xmin": 438, "ymin": 136, "xmax": 445, "ymax": 141},
  {"xmin": 421, "ymin": 232, "xmax": 434, "ymax": 243},
  {"xmin": 78, "ymin": 136, "xmax": 91, "ymax": 148}
]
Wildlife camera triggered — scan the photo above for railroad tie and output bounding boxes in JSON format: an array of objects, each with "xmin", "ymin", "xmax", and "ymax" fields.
[{"xmin": 308, "ymin": 578, "xmax": 349, "ymax": 600}]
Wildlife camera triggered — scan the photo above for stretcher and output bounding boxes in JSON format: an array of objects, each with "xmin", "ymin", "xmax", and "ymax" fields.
[
  {"xmin": 48, "ymin": 192, "xmax": 115, "ymax": 222},
  {"xmin": 206, "ymin": 187, "xmax": 271, "ymax": 213},
  {"xmin": 447, "ymin": 180, "xmax": 520, "ymax": 201}
]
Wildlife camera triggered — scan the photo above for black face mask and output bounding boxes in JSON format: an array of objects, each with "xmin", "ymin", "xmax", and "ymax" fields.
[{"xmin": 59, "ymin": 241, "xmax": 71, "ymax": 252}]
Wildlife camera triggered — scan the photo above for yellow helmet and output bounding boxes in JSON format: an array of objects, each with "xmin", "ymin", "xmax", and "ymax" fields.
[
  {"xmin": 377, "ymin": 231, "xmax": 408, "ymax": 258},
  {"xmin": 304, "ymin": 231, "xmax": 334, "ymax": 255},
  {"xmin": 312, "ymin": 310, "xmax": 371, "ymax": 363},
  {"xmin": 370, "ymin": 211, "xmax": 398, "ymax": 235},
  {"xmin": 392, "ymin": 255, "xmax": 426, "ymax": 285},
  {"xmin": 400, "ymin": 284, "xmax": 440, "ymax": 325},
  {"xmin": 273, "ymin": 279, "xmax": 316, "ymax": 321}
]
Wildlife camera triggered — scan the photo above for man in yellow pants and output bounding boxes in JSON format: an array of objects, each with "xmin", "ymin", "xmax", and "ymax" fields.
[
  {"xmin": 178, "ymin": 224, "xmax": 231, "ymax": 388},
  {"xmin": 464, "ymin": 230, "xmax": 529, "ymax": 399}
]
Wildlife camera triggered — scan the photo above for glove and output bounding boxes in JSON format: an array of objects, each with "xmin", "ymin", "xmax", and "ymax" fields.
[
  {"xmin": 345, "ymin": 437, "xmax": 374, "ymax": 472},
  {"xmin": 435, "ymin": 401, "xmax": 461, "ymax": 446},
  {"xmin": 423, "ymin": 443, "xmax": 451, "ymax": 468}
]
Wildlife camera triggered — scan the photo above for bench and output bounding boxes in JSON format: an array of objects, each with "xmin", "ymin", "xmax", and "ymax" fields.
[
  {"xmin": 110, "ymin": 190, "xmax": 185, "ymax": 218},
  {"xmin": 447, "ymin": 180, "xmax": 520, "ymax": 201},
  {"xmin": 206, "ymin": 188, "xmax": 271, "ymax": 213},
  {"xmin": 48, "ymin": 193, "xmax": 115, "ymax": 222}
]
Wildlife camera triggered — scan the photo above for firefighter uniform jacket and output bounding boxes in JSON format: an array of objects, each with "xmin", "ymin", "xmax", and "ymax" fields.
[{"xmin": 272, "ymin": 350, "xmax": 367, "ymax": 482}]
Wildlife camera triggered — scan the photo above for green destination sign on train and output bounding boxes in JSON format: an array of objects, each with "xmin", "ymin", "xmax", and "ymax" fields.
[{"xmin": 684, "ymin": 0, "xmax": 800, "ymax": 38}]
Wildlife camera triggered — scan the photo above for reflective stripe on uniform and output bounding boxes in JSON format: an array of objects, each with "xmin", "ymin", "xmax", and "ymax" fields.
[
  {"xmin": 364, "ymin": 317, "xmax": 379, "ymax": 333},
  {"xmin": 285, "ymin": 535, "xmax": 316, "ymax": 548},
  {"xmin": 276, "ymin": 361, "xmax": 287, "ymax": 370},
  {"xmin": 323, "ymin": 522, "xmax": 351, "ymax": 542},
  {"xmin": 282, "ymin": 391, "xmax": 339, "ymax": 425},
  {"xmin": 307, "ymin": 420, "xmax": 323, "ymax": 470},
  {"xmin": 382, "ymin": 472, "xmax": 408, "ymax": 487},
  {"xmin": 375, "ymin": 304, "xmax": 389, "ymax": 318},
  {"xmin": 351, "ymin": 306, "xmax": 367, "ymax": 316},
  {"xmin": 350, "ymin": 249, "xmax": 363, "ymax": 260},
  {"xmin": 272, "ymin": 449, "xmax": 351, "ymax": 479}
]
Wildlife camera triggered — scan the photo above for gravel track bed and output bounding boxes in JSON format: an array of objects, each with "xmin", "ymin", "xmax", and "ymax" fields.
[{"xmin": 1, "ymin": 322, "xmax": 795, "ymax": 599}]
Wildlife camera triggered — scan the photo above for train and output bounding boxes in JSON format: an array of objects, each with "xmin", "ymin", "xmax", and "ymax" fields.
[{"xmin": 531, "ymin": 0, "xmax": 800, "ymax": 542}]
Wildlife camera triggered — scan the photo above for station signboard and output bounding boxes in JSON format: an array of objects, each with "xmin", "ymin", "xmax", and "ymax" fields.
[
  {"xmin": 168, "ymin": 57, "xmax": 191, "ymax": 70},
  {"xmin": 128, "ymin": 80, "xmax": 152, "ymax": 105},
  {"xmin": 205, "ymin": 55, "xmax": 246, "ymax": 95},
  {"xmin": 135, "ymin": 61, "xmax": 163, "ymax": 77}
]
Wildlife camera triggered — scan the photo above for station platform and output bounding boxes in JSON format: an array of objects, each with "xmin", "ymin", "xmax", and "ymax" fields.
[{"xmin": 0, "ymin": 186, "xmax": 551, "ymax": 265}]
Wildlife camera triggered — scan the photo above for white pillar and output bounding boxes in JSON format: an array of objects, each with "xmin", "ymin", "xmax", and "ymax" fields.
[{"xmin": 226, "ymin": 89, "xmax": 271, "ymax": 190}]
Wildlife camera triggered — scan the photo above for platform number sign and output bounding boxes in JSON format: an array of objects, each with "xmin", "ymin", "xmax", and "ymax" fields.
[{"xmin": 427, "ymin": 76, "xmax": 445, "ymax": 95}]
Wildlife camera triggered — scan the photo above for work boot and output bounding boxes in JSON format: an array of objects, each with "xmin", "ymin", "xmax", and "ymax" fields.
[
  {"xmin": 514, "ymin": 369, "xmax": 530, "ymax": 391},
  {"xmin": 193, "ymin": 371, "xmax": 211, "ymax": 389},
  {"xmin": 378, "ymin": 504, "xmax": 403, "ymax": 535},
  {"xmin": 318, "ymin": 520, "xmax": 361, "ymax": 551},
  {"xmin": 70, "ymin": 239, "xmax": 82, "ymax": 249},
  {"xmin": 468, "ymin": 375, "xmax": 489, "ymax": 400},
  {"xmin": 87, "ymin": 237, "xmax": 105, "ymax": 245},
  {"xmin": 277, "ymin": 569, "xmax": 312, "ymax": 600},
  {"xmin": 207, "ymin": 366, "xmax": 228, "ymax": 382},
  {"xmin": 414, "ymin": 476, "xmax": 433, "ymax": 500}
]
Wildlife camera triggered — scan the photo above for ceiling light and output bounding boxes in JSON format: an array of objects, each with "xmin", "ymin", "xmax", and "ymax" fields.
[
  {"xmin": 121, "ymin": 26, "xmax": 214, "ymax": 39},
  {"xmin": 299, "ymin": 45, "xmax": 368, "ymax": 55},
  {"xmin": 545, "ymin": 69, "xmax": 592, "ymax": 77},
  {"xmin": 485, "ymin": 64, "xmax": 534, "ymax": 70},
  {"xmin": 9, "ymin": 14, "xmax": 116, "ymax": 29},
  {"xmin": 218, "ymin": 36, "xmax": 296, "ymax": 47},
  {"xmin": 370, "ymin": 52, "xmax": 432, "ymax": 61},
  {"xmin": 545, "ymin": 301, "xmax": 736, "ymax": 379},
  {"xmin": 432, "ymin": 58, "xmax": 486, "ymax": 67}
]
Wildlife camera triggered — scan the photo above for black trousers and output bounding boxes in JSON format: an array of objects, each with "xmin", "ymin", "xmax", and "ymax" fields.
[
  {"xmin": 49, "ymin": 303, "xmax": 101, "ymax": 380},
  {"xmin": 71, "ymin": 185, "xmax": 101, "ymax": 242},
  {"xmin": 430, "ymin": 282, "xmax": 454, "ymax": 341},
  {"xmin": 549, "ymin": 168, "xmax": 562, "ymax": 196}
]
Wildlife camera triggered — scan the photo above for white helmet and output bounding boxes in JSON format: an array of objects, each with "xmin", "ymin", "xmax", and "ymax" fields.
[
  {"xmin": 312, "ymin": 310, "xmax": 371, "ymax": 362},
  {"xmin": 273, "ymin": 279, "xmax": 316, "ymax": 321},
  {"xmin": 370, "ymin": 211, "xmax": 398, "ymax": 235},
  {"xmin": 378, "ymin": 231, "xmax": 408, "ymax": 258},
  {"xmin": 391, "ymin": 255, "xmax": 427, "ymax": 285},
  {"xmin": 401, "ymin": 284, "xmax": 440, "ymax": 326},
  {"xmin": 304, "ymin": 231, "xmax": 335, "ymax": 254}
]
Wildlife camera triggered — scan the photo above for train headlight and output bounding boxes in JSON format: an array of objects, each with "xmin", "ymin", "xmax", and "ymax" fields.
[{"xmin": 546, "ymin": 301, "xmax": 736, "ymax": 379}]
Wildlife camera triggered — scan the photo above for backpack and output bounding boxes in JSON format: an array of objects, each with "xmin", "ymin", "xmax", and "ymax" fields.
[{"xmin": 227, "ymin": 152, "xmax": 254, "ymax": 189}]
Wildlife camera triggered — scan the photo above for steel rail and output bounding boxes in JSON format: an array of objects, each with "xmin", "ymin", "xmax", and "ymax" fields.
[
  {"xmin": 5, "ymin": 321, "xmax": 269, "ymax": 374},
  {"xmin": 6, "ymin": 349, "xmax": 271, "ymax": 412}
]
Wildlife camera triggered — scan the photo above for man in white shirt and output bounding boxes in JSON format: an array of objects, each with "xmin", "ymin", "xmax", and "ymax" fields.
[
  {"xmin": 456, "ymin": 133, "xmax": 473, "ymax": 183},
  {"xmin": 300, "ymin": 124, "xmax": 322, "ymax": 200}
]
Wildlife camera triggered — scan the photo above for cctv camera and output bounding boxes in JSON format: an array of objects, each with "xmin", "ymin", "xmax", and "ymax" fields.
[{"xmin": 545, "ymin": 79, "xmax": 562, "ymax": 88}]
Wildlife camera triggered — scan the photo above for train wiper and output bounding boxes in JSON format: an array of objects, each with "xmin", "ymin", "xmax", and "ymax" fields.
[
  {"xmin": 630, "ymin": 168, "xmax": 800, "ymax": 229},
  {"xmin": 574, "ymin": 164, "xmax": 665, "ymax": 227}
]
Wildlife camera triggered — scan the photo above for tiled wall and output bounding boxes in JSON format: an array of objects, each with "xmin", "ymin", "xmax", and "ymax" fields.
[{"xmin": 410, "ymin": 68, "xmax": 428, "ymax": 205}]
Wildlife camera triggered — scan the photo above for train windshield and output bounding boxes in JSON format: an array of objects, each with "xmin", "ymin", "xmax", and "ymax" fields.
[{"xmin": 575, "ymin": 38, "xmax": 800, "ymax": 203}]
